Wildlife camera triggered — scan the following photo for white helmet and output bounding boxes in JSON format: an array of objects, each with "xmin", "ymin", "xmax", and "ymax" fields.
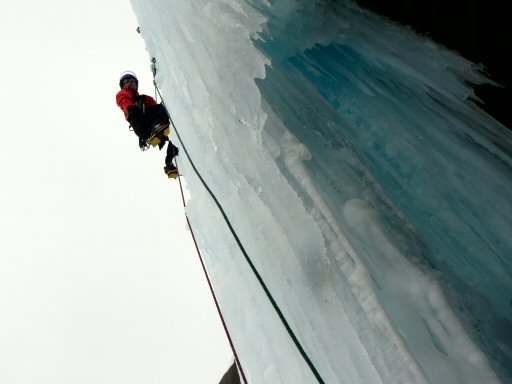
[{"xmin": 119, "ymin": 71, "xmax": 138, "ymax": 88}]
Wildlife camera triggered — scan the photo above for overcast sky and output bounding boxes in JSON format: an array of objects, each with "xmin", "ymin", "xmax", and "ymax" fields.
[{"xmin": 0, "ymin": 1, "xmax": 232, "ymax": 382}]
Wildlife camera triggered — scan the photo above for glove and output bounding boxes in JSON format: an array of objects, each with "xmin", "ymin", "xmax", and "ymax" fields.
[{"xmin": 138, "ymin": 137, "xmax": 149, "ymax": 151}]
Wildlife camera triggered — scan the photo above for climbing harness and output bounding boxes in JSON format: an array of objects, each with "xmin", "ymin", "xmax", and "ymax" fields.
[{"xmin": 151, "ymin": 57, "xmax": 326, "ymax": 384}]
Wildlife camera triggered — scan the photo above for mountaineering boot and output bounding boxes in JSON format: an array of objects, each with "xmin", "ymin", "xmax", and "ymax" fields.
[
  {"xmin": 148, "ymin": 122, "xmax": 170, "ymax": 147},
  {"xmin": 164, "ymin": 163, "xmax": 178, "ymax": 179}
]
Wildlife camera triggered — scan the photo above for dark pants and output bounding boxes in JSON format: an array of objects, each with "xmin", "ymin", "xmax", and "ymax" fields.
[
  {"xmin": 165, "ymin": 141, "xmax": 179, "ymax": 165},
  {"xmin": 128, "ymin": 103, "xmax": 179, "ymax": 166},
  {"xmin": 129, "ymin": 103, "xmax": 168, "ymax": 141}
]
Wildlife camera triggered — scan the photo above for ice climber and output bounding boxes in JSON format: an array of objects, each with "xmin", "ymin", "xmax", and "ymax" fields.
[{"xmin": 116, "ymin": 71, "xmax": 179, "ymax": 178}]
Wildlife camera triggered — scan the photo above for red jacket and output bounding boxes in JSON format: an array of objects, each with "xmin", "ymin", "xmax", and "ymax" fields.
[{"xmin": 116, "ymin": 88, "xmax": 157, "ymax": 118}]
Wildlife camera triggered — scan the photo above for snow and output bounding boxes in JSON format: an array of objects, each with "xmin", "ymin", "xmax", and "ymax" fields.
[{"xmin": 131, "ymin": 0, "xmax": 511, "ymax": 383}]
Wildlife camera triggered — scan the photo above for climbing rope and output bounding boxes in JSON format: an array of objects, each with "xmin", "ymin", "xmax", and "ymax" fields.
[
  {"xmin": 151, "ymin": 61, "xmax": 248, "ymax": 384},
  {"xmin": 151, "ymin": 58, "xmax": 326, "ymax": 384}
]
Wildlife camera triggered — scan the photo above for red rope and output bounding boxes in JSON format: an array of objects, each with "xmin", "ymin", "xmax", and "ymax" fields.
[{"xmin": 173, "ymin": 154, "xmax": 248, "ymax": 384}]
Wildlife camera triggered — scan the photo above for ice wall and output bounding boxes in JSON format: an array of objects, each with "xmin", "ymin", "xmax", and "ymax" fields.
[{"xmin": 130, "ymin": 1, "xmax": 511, "ymax": 382}]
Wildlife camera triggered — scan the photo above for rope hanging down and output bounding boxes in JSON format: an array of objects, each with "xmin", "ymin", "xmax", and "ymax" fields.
[
  {"xmin": 151, "ymin": 58, "xmax": 326, "ymax": 384},
  {"xmin": 151, "ymin": 58, "xmax": 248, "ymax": 384}
]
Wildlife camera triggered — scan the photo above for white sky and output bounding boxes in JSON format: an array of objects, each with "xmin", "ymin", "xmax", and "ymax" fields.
[{"xmin": 0, "ymin": 1, "xmax": 232, "ymax": 383}]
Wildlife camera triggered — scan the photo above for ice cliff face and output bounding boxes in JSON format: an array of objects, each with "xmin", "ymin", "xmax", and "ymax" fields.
[{"xmin": 131, "ymin": 1, "xmax": 511, "ymax": 382}]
